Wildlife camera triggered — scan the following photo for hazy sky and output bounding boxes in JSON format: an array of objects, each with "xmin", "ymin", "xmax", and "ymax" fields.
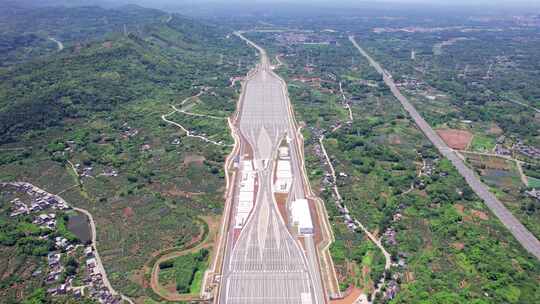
[
  {"xmin": 129, "ymin": 0, "xmax": 540, "ymax": 10},
  {"xmin": 13, "ymin": 0, "xmax": 540, "ymax": 12},
  {"xmin": 138, "ymin": 0, "xmax": 539, "ymax": 5}
]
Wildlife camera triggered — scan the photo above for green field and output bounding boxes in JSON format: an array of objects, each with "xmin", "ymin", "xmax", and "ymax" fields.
[
  {"xmin": 529, "ymin": 177, "xmax": 540, "ymax": 188},
  {"xmin": 158, "ymin": 248, "xmax": 209, "ymax": 294},
  {"xmin": 470, "ymin": 134, "xmax": 496, "ymax": 152}
]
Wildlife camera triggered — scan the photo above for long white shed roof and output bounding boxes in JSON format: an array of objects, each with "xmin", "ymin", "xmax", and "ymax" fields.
[{"xmin": 291, "ymin": 199, "xmax": 313, "ymax": 234}]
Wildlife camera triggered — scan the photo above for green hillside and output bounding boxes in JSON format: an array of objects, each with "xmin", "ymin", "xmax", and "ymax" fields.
[{"xmin": 0, "ymin": 4, "xmax": 254, "ymax": 303}]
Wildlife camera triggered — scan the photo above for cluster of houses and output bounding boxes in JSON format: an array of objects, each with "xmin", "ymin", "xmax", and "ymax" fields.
[
  {"xmin": 419, "ymin": 158, "xmax": 436, "ymax": 178},
  {"xmin": 383, "ymin": 228, "xmax": 397, "ymax": 246},
  {"xmin": 3, "ymin": 182, "xmax": 121, "ymax": 303},
  {"xmin": 120, "ymin": 122, "xmax": 139, "ymax": 139},
  {"xmin": 308, "ymin": 127, "xmax": 360, "ymax": 232},
  {"xmin": 46, "ymin": 245, "xmax": 121, "ymax": 303},
  {"xmin": 274, "ymin": 31, "xmax": 337, "ymax": 46},
  {"xmin": 46, "ymin": 252, "xmax": 65, "ymax": 287},
  {"xmin": 2, "ymin": 183, "xmax": 79, "ymax": 297},
  {"xmin": 494, "ymin": 143, "xmax": 512, "ymax": 157},
  {"xmin": 513, "ymin": 140, "xmax": 540, "ymax": 159},
  {"xmin": 493, "ymin": 136, "xmax": 540, "ymax": 159},
  {"xmin": 82, "ymin": 248, "xmax": 122, "ymax": 304},
  {"xmin": 382, "ymin": 279, "xmax": 400, "ymax": 301},
  {"xmin": 100, "ymin": 167, "xmax": 119, "ymax": 177},
  {"xmin": 525, "ymin": 189, "xmax": 540, "ymax": 202},
  {"xmin": 8, "ymin": 182, "xmax": 70, "ymax": 217},
  {"xmin": 395, "ymin": 75, "xmax": 428, "ymax": 92},
  {"xmin": 74, "ymin": 162, "xmax": 119, "ymax": 179},
  {"xmin": 494, "ymin": 136, "xmax": 517, "ymax": 157},
  {"xmin": 34, "ymin": 213, "xmax": 57, "ymax": 230},
  {"xmin": 74, "ymin": 163, "xmax": 94, "ymax": 178},
  {"xmin": 382, "ymin": 208, "xmax": 406, "ymax": 249},
  {"xmin": 372, "ymin": 26, "xmax": 465, "ymax": 34},
  {"xmin": 338, "ymin": 205, "xmax": 358, "ymax": 231}
]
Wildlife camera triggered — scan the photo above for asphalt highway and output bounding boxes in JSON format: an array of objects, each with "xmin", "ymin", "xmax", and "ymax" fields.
[
  {"xmin": 218, "ymin": 33, "xmax": 325, "ymax": 304},
  {"xmin": 349, "ymin": 36, "xmax": 540, "ymax": 260}
]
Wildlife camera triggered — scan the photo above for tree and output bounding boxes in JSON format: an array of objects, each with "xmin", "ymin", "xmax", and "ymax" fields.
[{"xmin": 22, "ymin": 288, "xmax": 47, "ymax": 304}]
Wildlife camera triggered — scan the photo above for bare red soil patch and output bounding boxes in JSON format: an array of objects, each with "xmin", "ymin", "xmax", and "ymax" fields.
[
  {"xmin": 129, "ymin": 270, "xmax": 148, "ymax": 288},
  {"xmin": 451, "ymin": 242, "xmax": 465, "ymax": 250},
  {"xmin": 330, "ymin": 287, "xmax": 362, "ymax": 304},
  {"xmin": 488, "ymin": 123, "xmax": 503, "ymax": 135},
  {"xmin": 405, "ymin": 271, "xmax": 415, "ymax": 283},
  {"xmin": 183, "ymin": 154, "xmax": 205, "ymax": 165},
  {"xmin": 274, "ymin": 193, "xmax": 290, "ymax": 226},
  {"xmin": 388, "ymin": 134, "xmax": 402, "ymax": 145},
  {"xmin": 123, "ymin": 207, "xmax": 134, "ymax": 218},
  {"xmin": 454, "ymin": 203, "xmax": 465, "ymax": 215},
  {"xmin": 472, "ymin": 210, "xmax": 489, "ymax": 220},
  {"xmin": 307, "ymin": 198, "xmax": 324, "ymax": 246},
  {"xmin": 436, "ymin": 129, "xmax": 473, "ymax": 150}
]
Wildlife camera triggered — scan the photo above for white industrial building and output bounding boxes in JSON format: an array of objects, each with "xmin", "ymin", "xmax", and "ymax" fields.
[
  {"xmin": 290, "ymin": 199, "xmax": 314, "ymax": 235},
  {"xmin": 235, "ymin": 160, "xmax": 255, "ymax": 228},
  {"xmin": 242, "ymin": 159, "xmax": 253, "ymax": 172},
  {"xmin": 239, "ymin": 171, "xmax": 255, "ymax": 190},
  {"xmin": 279, "ymin": 146, "xmax": 290, "ymax": 159},
  {"xmin": 274, "ymin": 159, "xmax": 293, "ymax": 193},
  {"xmin": 300, "ymin": 293, "xmax": 312, "ymax": 304}
]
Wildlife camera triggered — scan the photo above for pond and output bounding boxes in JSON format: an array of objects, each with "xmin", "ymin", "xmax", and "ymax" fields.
[{"xmin": 67, "ymin": 213, "xmax": 92, "ymax": 244}]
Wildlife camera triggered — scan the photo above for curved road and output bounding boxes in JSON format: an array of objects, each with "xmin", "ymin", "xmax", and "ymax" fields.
[
  {"xmin": 48, "ymin": 37, "xmax": 64, "ymax": 51},
  {"xmin": 349, "ymin": 36, "xmax": 540, "ymax": 260}
]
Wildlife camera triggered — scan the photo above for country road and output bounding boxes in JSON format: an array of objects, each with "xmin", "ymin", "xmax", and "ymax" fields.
[
  {"xmin": 48, "ymin": 37, "xmax": 64, "ymax": 51},
  {"xmin": 171, "ymin": 104, "xmax": 228, "ymax": 120},
  {"xmin": 338, "ymin": 82, "xmax": 353, "ymax": 122},
  {"xmin": 161, "ymin": 107, "xmax": 233, "ymax": 147},
  {"xmin": 349, "ymin": 35, "xmax": 540, "ymax": 260},
  {"xmin": 505, "ymin": 98, "xmax": 540, "ymax": 113},
  {"xmin": 72, "ymin": 207, "xmax": 134, "ymax": 304}
]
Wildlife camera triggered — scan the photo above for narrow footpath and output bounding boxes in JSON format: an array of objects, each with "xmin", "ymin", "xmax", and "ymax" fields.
[
  {"xmin": 318, "ymin": 136, "xmax": 392, "ymax": 303},
  {"xmin": 161, "ymin": 107, "xmax": 233, "ymax": 147},
  {"xmin": 338, "ymin": 82, "xmax": 353, "ymax": 122},
  {"xmin": 161, "ymin": 90, "xmax": 233, "ymax": 147}
]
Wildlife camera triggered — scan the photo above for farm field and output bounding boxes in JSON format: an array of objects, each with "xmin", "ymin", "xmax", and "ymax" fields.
[
  {"xmin": 462, "ymin": 152, "xmax": 540, "ymax": 238},
  {"xmin": 157, "ymin": 248, "xmax": 209, "ymax": 295},
  {"xmin": 436, "ymin": 129, "xmax": 473, "ymax": 150},
  {"xmin": 529, "ymin": 177, "xmax": 540, "ymax": 188}
]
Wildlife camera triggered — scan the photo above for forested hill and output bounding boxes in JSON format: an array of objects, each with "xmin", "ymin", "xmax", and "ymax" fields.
[
  {"xmin": 0, "ymin": 4, "xmax": 250, "ymax": 144},
  {"xmin": 0, "ymin": 3, "xmax": 189, "ymax": 65},
  {"xmin": 0, "ymin": 3, "xmax": 259, "ymax": 302}
]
